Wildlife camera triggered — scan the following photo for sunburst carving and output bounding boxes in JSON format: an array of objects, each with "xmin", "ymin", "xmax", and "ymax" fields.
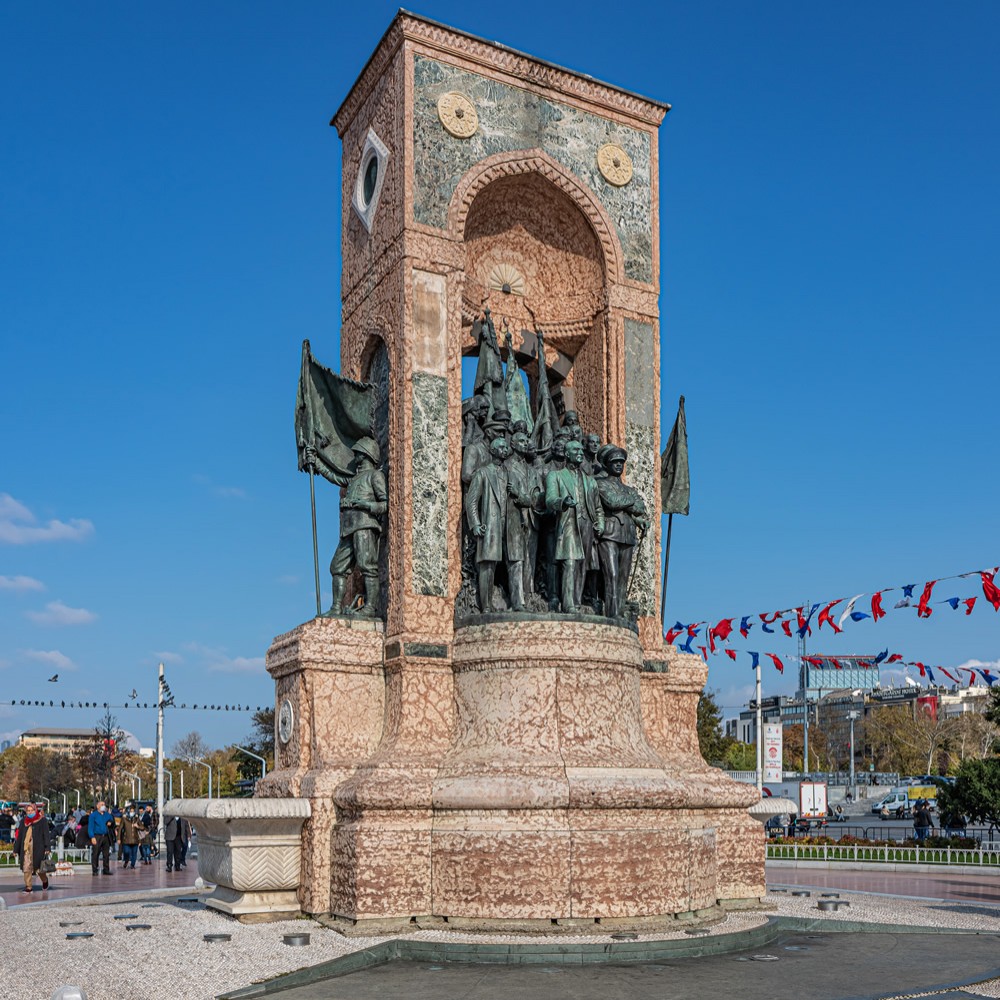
[{"xmin": 487, "ymin": 263, "xmax": 526, "ymax": 297}]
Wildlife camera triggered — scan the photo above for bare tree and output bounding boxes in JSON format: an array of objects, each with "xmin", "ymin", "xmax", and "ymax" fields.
[{"xmin": 171, "ymin": 731, "xmax": 210, "ymax": 760}]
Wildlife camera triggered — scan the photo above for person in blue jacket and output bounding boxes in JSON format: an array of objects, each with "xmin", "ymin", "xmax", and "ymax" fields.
[{"xmin": 87, "ymin": 800, "xmax": 115, "ymax": 875}]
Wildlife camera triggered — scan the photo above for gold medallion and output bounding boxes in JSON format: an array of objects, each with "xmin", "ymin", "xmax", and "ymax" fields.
[
  {"xmin": 437, "ymin": 91, "xmax": 478, "ymax": 138},
  {"xmin": 597, "ymin": 143, "xmax": 633, "ymax": 186}
]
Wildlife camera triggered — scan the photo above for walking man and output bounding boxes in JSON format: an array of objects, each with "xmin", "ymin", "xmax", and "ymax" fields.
[
  {"xmin": 163, "ymin": 814, "xmax": 190, "ymax": 873},
  {"xmin": 88, "ymin": 800, "xmax": 115, "ymax": 876}
]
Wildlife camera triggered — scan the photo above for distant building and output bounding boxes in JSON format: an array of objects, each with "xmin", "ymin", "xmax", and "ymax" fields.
[
  {"xmin": 19, "ymin": 727, "xmax": 141, "ymax": 754},
  {"xmin": 799, "ymin": 654, "xmax": 882, "ymax": 700},
  {"xmin": 19, "ymin": 727, "xmax": 96, "ymax": 752}
]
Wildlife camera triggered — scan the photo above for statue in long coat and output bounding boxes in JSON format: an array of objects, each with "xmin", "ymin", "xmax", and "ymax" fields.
[{"xmin": 465, "ymin": 437, "xmax": 511, "ymax": 612}]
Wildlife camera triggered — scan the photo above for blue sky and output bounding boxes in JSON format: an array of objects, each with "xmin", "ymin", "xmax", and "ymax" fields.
[{"xmin": 2, "ymin": 1, "xmax": 998, "ymax": 748}]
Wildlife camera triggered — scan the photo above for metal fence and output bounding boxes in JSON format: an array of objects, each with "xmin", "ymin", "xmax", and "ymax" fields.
[
  {"xmin": 767, "ymin": 842, "xmax": 1000, "ymax": 866},
  {"xmin": 0, "ymin": 847, "xmax": 92, "ymax": 867}
]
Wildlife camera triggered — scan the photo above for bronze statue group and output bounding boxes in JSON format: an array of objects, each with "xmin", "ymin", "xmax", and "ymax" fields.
[{"xmin": 461, "ymin": 312, "xmax": 648, "ymax": 620}]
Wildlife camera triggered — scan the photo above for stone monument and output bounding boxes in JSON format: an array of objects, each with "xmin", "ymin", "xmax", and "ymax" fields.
[{"xmin": 182, "ymin": 12, "xmax": 764, "ymax": 928}]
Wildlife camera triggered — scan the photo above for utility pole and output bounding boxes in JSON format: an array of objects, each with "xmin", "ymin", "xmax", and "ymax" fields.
[
  {"xmin": 799, "ymin": 612, "xmax": 809, "ymax": 774},
  {"xmin": 848, "ymin": 710, "xmax": 859, "ymax": 800},
  {"xmin": 754, "ymin": 656, "xmax": 763, "ymax": 795},
  {"xmin": 155, "ymin": 662, "xmax": 165, "ymax": 861}
]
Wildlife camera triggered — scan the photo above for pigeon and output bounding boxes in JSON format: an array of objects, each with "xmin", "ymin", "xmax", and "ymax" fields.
[
  {"xmin": 129, "ymin": 689, "xmax": 138, "ymax": 700},
  {"xmin": 48, "ymin": 674, "xmax": 58, "ymax": 682}
]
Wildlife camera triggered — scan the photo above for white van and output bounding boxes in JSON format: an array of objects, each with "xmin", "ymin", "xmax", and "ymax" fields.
[{"xmin": 871, "ymin": 789, "xmax": 911, "ymax": 817}]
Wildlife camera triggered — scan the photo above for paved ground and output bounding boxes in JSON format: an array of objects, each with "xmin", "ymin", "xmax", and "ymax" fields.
[
  {"xmin": 0, "ymin": 856, "xmax": 201, "ymax": 909},
  {"xmin": 266, "ymin": 932, "xmax": 1000, "ymax": 1000},
  {"xmin": 770, "ymin": 865, "xmax": 1000, "ymax": 905}
]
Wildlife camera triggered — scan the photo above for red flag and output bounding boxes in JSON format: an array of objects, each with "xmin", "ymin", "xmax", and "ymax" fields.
[
  {"xmin": 829, "ymin": 658, "xmax": 842, "ymax": 670},
  {"xmin": 725, "ymin": 649, "xmax": 738, "ymax": 661},
  {"xmin": 766, "ymin": 653, "xmax": 784, "ymax": 673},
  {"xmin": 817, "ymin": 600, "xmax": 843, "ymax": 633},
  {"xmin": 940, "ymin": 668, "xmax": 959, "ymax": 683},
  {"xmin": 915, "ymin": 662, "xmax": 927, "ymax": 677},
  {"xmin": 982, "ymin": 569, "xmax": 1000, "ymax": 612},
  {"xmin": 917, "ymin": 580, "xmax": 937, "ymax": 618},
  {"xmin": 698, "ymin": 646, "xmax": 709, "ymax": 661},
  {"xmin": 964, "ymin": 597, "xmax": 977, "ymax": 616},
  {"xmin": 665, "ymin": 627, "xmax": 682, "ymax": 644},
  {"xmin": 781, "ymin": 620, "xmax": 793, "ymax": 637},
  {"xmin": 708, "ymin": 629, "xmax": 716, "ymax": 654},
  {"xmin": 871, "ymin": 591, "xmax": 887, "ymax": 622},
  {"xmin": 886, "ymin": 654, "xmax": 903, "ymax": 663},
  {"xmin": 712, "ymin": 618, "xmax": 734, "ymax": 643}
]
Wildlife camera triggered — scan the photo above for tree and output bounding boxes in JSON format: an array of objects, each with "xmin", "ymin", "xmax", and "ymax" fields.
[
  {"xmin": 983, "ymin": 687, "xmax": 1000, "ymax": 733},
  {"xmin": 781, "ymin": 724, "xmax": 833, "ymax": 772},
  {"xmin": 723, "ymin": 741, "xmax": 757, "ymax": 771},
  {"xmin": 945, "ymin": 712, "xmax": 999, "ymax": 768},
  {"xmin": 697, "ymin": 691, "xmax": 734, "ymax": 764},
  {"xmin": 865, "ymin": 705, "xmax": 955, "ymax": 774},
  {"xmin": 171, "ymin": 731, "xmax": 210, "ymax": 762},
  {"xmin": 74, "ymin": 711, "xmax": 133, "ymax": 801},
  {"xmin": 936, "ymin": 758, "xmax": 1000, "ymax": 831},
  {"xmin": 233, "ymin": 707, "xmax": 275, "ymax": 782}
]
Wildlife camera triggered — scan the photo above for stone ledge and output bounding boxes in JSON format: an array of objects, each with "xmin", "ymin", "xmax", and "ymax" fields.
[{"xmin": 167, "ymin": 798, "xmax": 311, "ymax": 821}]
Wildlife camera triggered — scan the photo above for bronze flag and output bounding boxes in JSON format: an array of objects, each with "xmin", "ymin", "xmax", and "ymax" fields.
[
  {"xmin": 295, "ymin": 340, "xmax": 374, "ymax": 487},
  {"xmin": 660, "ymin": 395, "xmax": 690, "ymax": 515}
]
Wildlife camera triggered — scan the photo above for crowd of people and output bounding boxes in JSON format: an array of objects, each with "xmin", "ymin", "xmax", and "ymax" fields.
[{"xmin": 2, "ymin": 800, "xmax": 194, "ymax": 892}]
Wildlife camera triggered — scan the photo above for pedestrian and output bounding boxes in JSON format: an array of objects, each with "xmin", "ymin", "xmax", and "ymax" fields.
[
  {"xmin": 913, "ymin": 800, "xmax": 932, "ymax": 842},
  {"xmin": 0, "ymin": 806, "xmax": 14, "ymax": 843},
  {"xmin": 118, "ymin": 805, "xmax": 142, "ymax": 869},
  {"xmin": 88, "ymin": 800, "xmax": 115, "ymax": 876},
  {"xmin": 13, "ymin": 802, "xmax": 52, "ymax": 893},
  {"xmin": 139, "ymin": 805, "xmax": 153, "ymax": 864},
  {"xmin": 163, "ymin": 814, "xmax": 190, "ymax": 873}
]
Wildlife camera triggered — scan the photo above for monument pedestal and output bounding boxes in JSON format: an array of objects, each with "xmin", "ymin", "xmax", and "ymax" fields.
[{"xmin": 254, "ymin": 618, "xmax": 763, "ymax": 928}]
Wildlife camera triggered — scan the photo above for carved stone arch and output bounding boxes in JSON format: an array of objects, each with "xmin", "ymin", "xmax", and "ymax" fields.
[{"xmin": 447, "ymin": 149, "xmax": 624, "ymax": 285}]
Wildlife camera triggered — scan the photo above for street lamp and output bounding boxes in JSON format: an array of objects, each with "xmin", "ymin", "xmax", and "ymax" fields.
[
  {"xmin": 234, "ymin": 745, "xmax": 267, "ymax": 783},
  {"xmin": 120, "ymin": 770, "xmax": 142, "ymax": 803},
  {"xmin": 847, "ymin": 710, "xmax": 860, "ymax": 799},
  {"xmin": 185, "ymin": 756, "xmax": 213, "ymax": 798}
]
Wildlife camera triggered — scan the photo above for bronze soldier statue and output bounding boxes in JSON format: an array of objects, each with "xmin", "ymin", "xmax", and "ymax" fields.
[
  {"xmin": 545, "ymin": 439, "xmax": 604, "ymax": 613},
  {"xmin": 596, "ymin": 446, "xmax": 648, "ymax": 619},
  {"xmin": 324, "ymin": 437, "xmax": 387, "ymax": 617},
  {"xmin": 506, "ymin": 430, "xmax": 543, "ymax": 604},
  {"xmin": 465, "ymin": 437, "xmax": 511, "ymax": 613}
]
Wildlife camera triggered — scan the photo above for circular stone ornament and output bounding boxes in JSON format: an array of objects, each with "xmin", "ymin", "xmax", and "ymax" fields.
[
  {"xmin": 597, "ymin": 143, "xmax": 633, "ymax": 186},
  {"xmin": 437, "ymin": 91, "xmax": 478, "ymax": 138},
  {"xmin": 278, "ymin": 698, "xmax": 294, "ymax": 745}
]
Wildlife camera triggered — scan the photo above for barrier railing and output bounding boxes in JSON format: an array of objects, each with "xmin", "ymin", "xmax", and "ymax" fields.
[{"xmin": 766, "ymin": 842, "xmax": 1000, "ymax": 866}]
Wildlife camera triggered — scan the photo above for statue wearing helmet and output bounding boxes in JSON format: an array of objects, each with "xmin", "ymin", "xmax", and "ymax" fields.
[{"xmin": 326, "ymin": 436, "xmax": 387, "ymax": 617}]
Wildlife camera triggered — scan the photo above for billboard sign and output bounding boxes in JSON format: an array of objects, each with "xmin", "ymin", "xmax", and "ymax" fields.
[{"xmin": 763, "ymin": 723, "xmax": 783, "ymax": 782}]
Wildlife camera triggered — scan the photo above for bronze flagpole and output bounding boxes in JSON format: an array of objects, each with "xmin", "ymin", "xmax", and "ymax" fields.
[{"xmin": 309, "ymin": 464, "xmax": 321, "ymax": 617}]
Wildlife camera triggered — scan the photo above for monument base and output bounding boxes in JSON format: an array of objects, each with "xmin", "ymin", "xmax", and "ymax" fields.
[{"xmin": 285, "ymin": 619, "xmax": 766, "ymax": 924}]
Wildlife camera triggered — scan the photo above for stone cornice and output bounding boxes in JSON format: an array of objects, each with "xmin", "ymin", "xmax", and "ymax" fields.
[{"xmin": 332, "ymin": 11, "xmax": 669, "ymax": 136}]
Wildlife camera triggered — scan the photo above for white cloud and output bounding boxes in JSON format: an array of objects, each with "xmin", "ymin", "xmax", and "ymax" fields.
[
  {"xmin": 23, "ymin": 649, "xmax": 75, "ymax": 670},
  {"xmin": 0, "ymin": 494, "xmax": 94, "ymax": 545},
  {"xmin": 208, "ymin": 655, "xmax": 265, "ymax": 675},
  {"xmin": 192, "ymin": 475, "xmax": 246, "ymax": 499},
  {"xmin": 955, "ymin": 658, "xmax": 1000, "ymax": 672},
  {"xmin": 154, "ymin": 650, "xmax": 183, "ymax": 664},
  {"xmin": 0, "ymin": 575, "xmax": 45, "ymax": 592},
  {"xmin": 182, "ymin": 641, "xmax": 265, "ymax": 675},
  {"xmin": 24, "ymin": 601, "xmax": 98, "ymax": 626}
]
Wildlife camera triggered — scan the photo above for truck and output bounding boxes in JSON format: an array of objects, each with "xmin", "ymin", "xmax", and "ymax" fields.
[{"xmin": 870, "ymin": 785, "xmax": 938, "ymax": 818}]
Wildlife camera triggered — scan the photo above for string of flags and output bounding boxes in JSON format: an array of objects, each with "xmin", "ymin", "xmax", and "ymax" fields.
[
  {"xmin": 666, "ymin": 563, "xmax": 1000, "ymax": 655},
  {"xmin": 6, "ymin": 700, "xmax": 264, "ymax": 712},
  {"xmin": 685, "ymin": 646, "xmax": 996, "ymax": 688}
]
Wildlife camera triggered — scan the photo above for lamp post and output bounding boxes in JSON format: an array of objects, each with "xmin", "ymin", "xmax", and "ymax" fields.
[
  {"xmin": 847, "ymin": 711, "xmax": 859, "ymax": 800},
  {"xmin": 754, "ymin": 658, "xmax": 763, "ymax": 794},
  {"xmin": 234, "ymin": 745, "xmax": 267, "ymax": 784},
  {"xmin": 186, "ymin": 757, "xmax": 213, "ymax": 799},
  {"xmin": 120, "ymin": 770, "xmax": 141, "ymax": 803}
]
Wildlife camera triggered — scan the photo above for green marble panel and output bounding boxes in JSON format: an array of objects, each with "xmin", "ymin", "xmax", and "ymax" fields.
[
  {"xmin": 413, "ymin": 56, "xmax": 653, "ymax": 283},
  {"xmin": 411, "ymin": 371, "xmax": 449, "ymax": 596}
]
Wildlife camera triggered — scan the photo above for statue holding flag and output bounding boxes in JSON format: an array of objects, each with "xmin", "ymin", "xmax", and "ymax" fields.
[{"xmin": 296, "ymin": 340, "xmax": 387, "ymax": 619}]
